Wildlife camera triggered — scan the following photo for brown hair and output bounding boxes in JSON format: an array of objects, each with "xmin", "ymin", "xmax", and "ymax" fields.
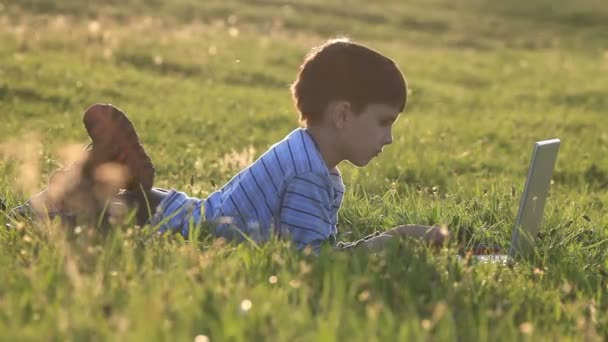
[{"xmin": 291, "ymin": 38, "xmax": 407, "ymax": 126}]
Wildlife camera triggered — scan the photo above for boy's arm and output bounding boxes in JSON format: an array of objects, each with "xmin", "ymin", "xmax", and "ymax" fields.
[
  {"xmin": 384, "ymin": 224, "xmax": 449, "ymax": 245},
  {"xmin": 279, "ymin": 173, "xmax": 449, "ymax": 254},
  {"xmin": 336, "ymin": 225, "xmax": 449, "ymax": 252}
]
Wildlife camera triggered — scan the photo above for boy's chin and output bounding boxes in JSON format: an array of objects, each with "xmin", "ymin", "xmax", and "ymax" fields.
[{"xmin": 348, "ymin": 157, "xmax": 374, "ymax": 167}]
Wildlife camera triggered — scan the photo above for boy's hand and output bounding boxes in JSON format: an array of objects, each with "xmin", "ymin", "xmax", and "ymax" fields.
[
  {"xmin": 337, "ymin": 225, "xmax": 450, "ymax": 253},
  {"xmin": 384, "ymin": 224, "xmax": 449, "ymax": 248},
  {"xmin": 353, "ymin": 233, "xmax": 395, "ymax": 252},
  {"xmin": 426, "ymin": 225, "xmax": 450, "ymax": 247}
]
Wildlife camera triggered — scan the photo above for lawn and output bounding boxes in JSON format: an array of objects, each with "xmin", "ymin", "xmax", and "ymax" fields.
[{"xmin": 1, "ymin": 0, "xmax": 608, "ymax": 340}]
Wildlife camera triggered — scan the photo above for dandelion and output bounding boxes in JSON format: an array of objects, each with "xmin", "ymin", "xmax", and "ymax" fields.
[
  {"xmin": 519, "ymin": 322, "xmax": 534, "ymax": 334},
  {"xmin": 88, "ymin": 20, "xmax": 101, "ymax": 36},
  {"xmin": 268, "ymin": 275, "xmax": 278, "ymax": 284},
  {"xmin": 358, "ymin": 290, "xmax": 370, "ymax": 302},
  {"xmin": 240, "ymin": 299, "xmax": 252, "ymax": 312},
  {"xmin": 533, "ymin": 268, "xmax": 544, "ymax": 277},
  {"xmin": 228, "ymin": 27, "xmax": 239, "ymax": 37},
  {"xmin": 194, "ymin": 335, "xmax": 210, "ymax": 342}
]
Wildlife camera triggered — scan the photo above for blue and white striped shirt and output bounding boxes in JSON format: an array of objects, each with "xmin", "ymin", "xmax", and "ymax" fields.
[{"xmin": 152, "ymin": 128, "xmax": 345, "ymax": 253}]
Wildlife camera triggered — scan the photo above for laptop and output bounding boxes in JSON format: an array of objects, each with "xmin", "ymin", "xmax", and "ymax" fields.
[{"xmin": 463, "ymin": 138, "xmax": 561, "ymax": 263}]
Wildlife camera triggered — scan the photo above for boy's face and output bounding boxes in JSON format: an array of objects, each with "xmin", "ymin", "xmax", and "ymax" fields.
[{"xmin": 340, "ymin": 103, "xmax": 400, "ymax": 167}]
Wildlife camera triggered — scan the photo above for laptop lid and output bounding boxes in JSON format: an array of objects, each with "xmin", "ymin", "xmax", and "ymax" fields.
[{"xmin": 508, "ymin": 139, "xmax": 560, "ymax": 258}]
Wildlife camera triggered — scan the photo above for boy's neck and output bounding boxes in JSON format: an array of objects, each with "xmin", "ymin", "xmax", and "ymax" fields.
[{"xmin": 304, "ymin": 125, "xmax": 342, "ymax": 170}]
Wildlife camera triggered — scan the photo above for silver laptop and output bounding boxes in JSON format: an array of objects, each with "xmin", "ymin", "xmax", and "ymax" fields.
[{"xmin": 468, "ymin": 139, "xmax": 561, "ymax": 263}]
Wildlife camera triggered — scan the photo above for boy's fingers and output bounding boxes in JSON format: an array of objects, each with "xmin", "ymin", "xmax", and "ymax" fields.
[{"xmin": 429, "ymin": 225, "xmax": 449, "ymax": 246}]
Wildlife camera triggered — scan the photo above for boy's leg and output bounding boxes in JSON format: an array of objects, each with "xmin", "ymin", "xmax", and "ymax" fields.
[{"xmin": 10, "ymin": 103, "xmax": 156, "ymax": 223}]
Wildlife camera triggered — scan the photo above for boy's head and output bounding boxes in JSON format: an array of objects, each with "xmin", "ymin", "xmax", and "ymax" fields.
[{"xmin": 291, "ymin": 38, "xmax": 407, "ymax": 126}]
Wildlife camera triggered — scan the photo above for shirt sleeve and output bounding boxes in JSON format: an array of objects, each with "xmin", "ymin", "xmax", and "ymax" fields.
[
  {"xmin": 151, "ymin": 189, "xmax": 205, "ymax": 237},
  {"xmin": 279, "ymin": 172, "xmax": 335, "ymax": 254}
]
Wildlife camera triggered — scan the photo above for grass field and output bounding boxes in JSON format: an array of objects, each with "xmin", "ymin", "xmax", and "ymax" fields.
[{"xmin": 1, "ymin": 0, "xmax": 608, "ymax": 340}]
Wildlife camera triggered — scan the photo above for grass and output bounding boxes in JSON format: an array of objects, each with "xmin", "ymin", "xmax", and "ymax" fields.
[{"xmin": 1, "ymin": 0, "xmax": 608, "ymax": 340}]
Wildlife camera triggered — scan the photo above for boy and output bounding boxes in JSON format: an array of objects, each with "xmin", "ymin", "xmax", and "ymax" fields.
[{"xmin": 9, "ymin": 38, "xmax": 447, "ymax": 253}]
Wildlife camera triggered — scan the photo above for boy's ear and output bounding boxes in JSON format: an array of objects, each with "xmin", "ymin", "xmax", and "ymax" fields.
[{"xmin": 331, "ymin": 100, "xmax": 351, "ymax": 129}]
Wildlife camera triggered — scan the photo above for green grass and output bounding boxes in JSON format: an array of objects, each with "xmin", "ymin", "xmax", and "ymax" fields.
[{"xmin": 1, "ymin": 0, "xmax": 608, "ymax": 340}]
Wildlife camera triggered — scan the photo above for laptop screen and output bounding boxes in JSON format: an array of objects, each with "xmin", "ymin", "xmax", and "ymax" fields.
[{"xmin": 508, "ymin": 139, "xmax": 560, "ymax": 258}]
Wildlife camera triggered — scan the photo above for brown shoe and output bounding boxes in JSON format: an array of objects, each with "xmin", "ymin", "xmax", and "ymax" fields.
[{"xmin": 82, "ymin": 103, "xmax": 155, "ymax": 192}]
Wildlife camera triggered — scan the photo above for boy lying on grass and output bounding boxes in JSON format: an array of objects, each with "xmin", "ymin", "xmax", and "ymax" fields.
[{"xmin": 9, "ymin": 38, "xmax": 448, "ymax": 254}]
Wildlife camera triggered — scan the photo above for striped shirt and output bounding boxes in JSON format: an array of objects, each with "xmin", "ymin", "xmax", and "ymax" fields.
[{"xmin": 152, "ymin": 128, "xmax": 345, "ymax": 253}]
